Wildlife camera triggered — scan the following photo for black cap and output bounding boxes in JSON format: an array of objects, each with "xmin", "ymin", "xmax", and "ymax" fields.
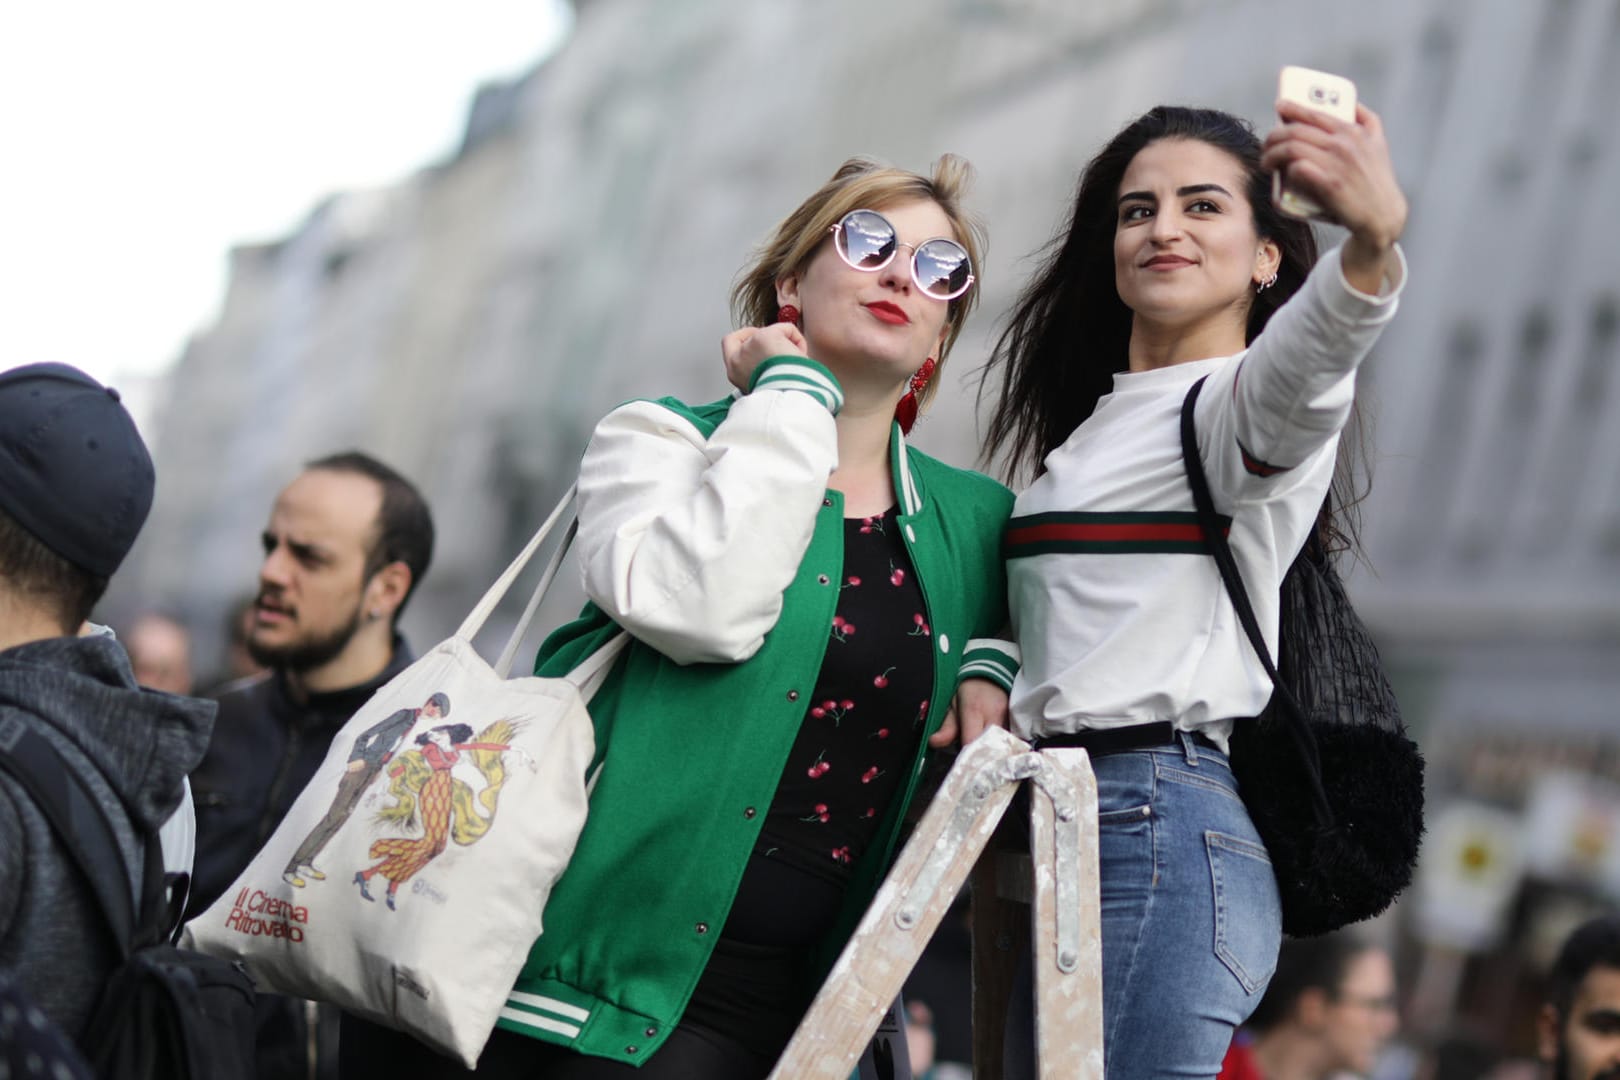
[{"xmin": 0, "ymin": 362, "xmax": 155, "ymax": 577}]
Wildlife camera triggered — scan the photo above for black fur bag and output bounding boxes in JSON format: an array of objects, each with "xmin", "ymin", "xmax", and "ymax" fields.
[{"xmin": 1181, "ymin": 378, "xmax": 1425, "ymax": 937}]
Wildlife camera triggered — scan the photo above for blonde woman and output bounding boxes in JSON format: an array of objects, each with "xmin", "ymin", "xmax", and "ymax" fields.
[{"xmin": 344, "ymin": 156, "xmax": 1019, "ymax": 1078}]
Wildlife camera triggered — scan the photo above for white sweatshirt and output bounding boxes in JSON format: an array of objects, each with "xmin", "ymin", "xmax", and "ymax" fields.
[{"xmin": 1007, "ymin": 245, "xmax": 1405, "ymax": 750}]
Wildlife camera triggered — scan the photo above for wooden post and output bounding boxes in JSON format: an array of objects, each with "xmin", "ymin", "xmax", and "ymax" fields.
[
  {"xmin": 771, "ymin": 733, "xmax": 1104, "ymax": 1079},
  {"xmin": 769, "ymin": 728, "xmax": 1035, "ymax": 1079},
  {"xmin": 969, "ymin": 811, "xmax": 1030, "ymax": 1079},
  {"xmin": 1027, "ymin": 748, "xmax": 1103, "ymax": 1078}
]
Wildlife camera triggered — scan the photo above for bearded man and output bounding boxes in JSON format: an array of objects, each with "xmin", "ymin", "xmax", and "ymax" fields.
[
  {"xmin": 185, "ymin": 451, "xmax": 433, "ymax": 1080},
  {"xmin": 1540, "ymin": 914, "xmax": 1620, "ymax": 1080}
]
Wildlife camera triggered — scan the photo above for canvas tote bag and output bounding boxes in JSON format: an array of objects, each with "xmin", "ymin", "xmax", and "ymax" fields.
[{"xmin": 186, "ymin": 486, "xmax": 626, "ymax": 1066}]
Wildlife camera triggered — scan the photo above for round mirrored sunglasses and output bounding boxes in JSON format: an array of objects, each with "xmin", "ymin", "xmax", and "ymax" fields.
[{"xmin": 830, "ymin": 209, "xmax": 975, "ymax": 301}]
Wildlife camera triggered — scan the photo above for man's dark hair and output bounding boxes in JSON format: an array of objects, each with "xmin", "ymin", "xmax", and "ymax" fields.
[
  {"xmin": 1548, "ymin": 914, "xmax": 1620, "ymax": 1020},
  {"xmin": 304, "ymin": 451, "xmax": 435, "ymax": 622},
  {"xmin": 1246, "ymin": 933, "xmax": 1375, "ymax": 1032},
  {"xmin": 0, "ymin": 504, "xmax": 109, "ymax": 632}
]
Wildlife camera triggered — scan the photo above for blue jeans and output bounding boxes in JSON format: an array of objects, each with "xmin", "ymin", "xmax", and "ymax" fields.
[{"xmin": 1005, "ymin": 733, "xmax": 1282, "ymax": 1079}]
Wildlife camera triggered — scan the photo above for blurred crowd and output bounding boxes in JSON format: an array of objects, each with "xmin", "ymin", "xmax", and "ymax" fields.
[
  {"xmin": 0, "ymin": 77, "xmax": 1614, "ymax": 1074},
  {"xmin": 4, "ymin": 360, "xmax": 1618, "ymax": 1080}
]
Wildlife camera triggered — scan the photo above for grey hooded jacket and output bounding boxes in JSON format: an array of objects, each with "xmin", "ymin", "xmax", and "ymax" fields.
[{"xmin": 0, "ymin": 634, "xmax": 215, "ymax": 1037}]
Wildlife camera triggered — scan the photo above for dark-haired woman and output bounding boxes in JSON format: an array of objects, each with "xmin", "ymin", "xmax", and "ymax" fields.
[{"xmin": 982, "ymin": 101, "xmax": 1408, "ymax": 1077}]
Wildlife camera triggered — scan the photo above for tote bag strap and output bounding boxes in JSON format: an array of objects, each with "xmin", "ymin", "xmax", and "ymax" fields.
[
  {"xmin": 456, "ymin": 483, "xmax": 631, "ymax": 690},
  {"xmin": 457, "ymin": 483, "xmax": 578, "ymax": 648},
  {"xmin": 492, "ymin": 517, "xmax": 579, "ymax": 678},
  {"xmin": 1178, "ymin": 376, "xmax": 1333, "ymax": 828},
  {"xmin": 560, "ymin": 632, "xmax": 630, "ymax": 700},
  {"xmin": 494, "ymin": 520, "xmax": 629, "ymax": 691},
  {"xmin": 1177, "ymin": 381, "xmax": 1290, "ymax": 696}
]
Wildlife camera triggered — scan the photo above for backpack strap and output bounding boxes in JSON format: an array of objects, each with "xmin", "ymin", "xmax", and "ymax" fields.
[
  {"xmin": 0, "ymin": 719, "xmax": 138, "ymax": 956},
  {"xmin": 136, "ymin": 823, "xmax": 183, "ymax": 947},
  {"xmin": 1177, "ymin": 376, "xmax": 1334, "ymax": 827}
]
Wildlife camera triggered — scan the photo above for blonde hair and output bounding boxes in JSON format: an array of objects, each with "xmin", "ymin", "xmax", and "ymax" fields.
[{"xmin": 730, "ymin": 155, "xmax": 985, "ymax": 410}]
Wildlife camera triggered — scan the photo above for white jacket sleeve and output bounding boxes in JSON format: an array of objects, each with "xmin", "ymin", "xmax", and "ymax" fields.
[
  {"xmin": 575, "ymin": 357, "xmax": 843, "ymax": 665},
  {"xmin": 1197, "ymin": 244, "xmax": 1406, "ymax": 504}
]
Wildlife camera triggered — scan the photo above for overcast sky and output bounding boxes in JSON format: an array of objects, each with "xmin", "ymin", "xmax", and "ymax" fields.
[{"xmin": 0, "ymin": 2, "xmax": 570, "ymax": 389}]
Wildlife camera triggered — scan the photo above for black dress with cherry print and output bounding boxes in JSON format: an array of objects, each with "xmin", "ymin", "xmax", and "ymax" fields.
[{"xmin": 719, "ymin": 505, "xmax": 934, "ymax": 950}]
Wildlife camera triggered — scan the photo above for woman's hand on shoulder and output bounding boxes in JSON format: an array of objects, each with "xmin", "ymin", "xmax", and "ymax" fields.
[
  {"xmin": 721, "ymin": 323, "xmax": 809, "ymax": 393},
  {"xmin": 928, "ymin": 677, "xmax": 1009, "ymax": 749},
  {"xmin": 1261, "ymin": 100, "xmax": 1408, "ymax": 291}
]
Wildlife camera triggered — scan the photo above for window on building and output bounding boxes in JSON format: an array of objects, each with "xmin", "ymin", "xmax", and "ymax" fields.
[{"xmin": 1395, "ymin": 320, "xmax": 1482, "ymax": 567}]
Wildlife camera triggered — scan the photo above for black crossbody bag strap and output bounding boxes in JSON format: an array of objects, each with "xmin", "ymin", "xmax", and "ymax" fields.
[
  {"xmin": 0, "ymin": 719, "xmax": 138, "ymax": 954},
  {"xmin": 1178, "ymin": 376, "xmax": 1334, "ymax": 827}
]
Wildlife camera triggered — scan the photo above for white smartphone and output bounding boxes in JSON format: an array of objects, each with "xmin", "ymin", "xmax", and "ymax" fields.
[{"xmin": 1273, "ymin": 65, "xmax": 1358, "ymax": 220}]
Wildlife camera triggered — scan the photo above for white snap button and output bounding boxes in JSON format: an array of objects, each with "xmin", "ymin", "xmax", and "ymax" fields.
[{"xmin": 939, "ymin": 635, "xmax": 950, "ymax": 654}]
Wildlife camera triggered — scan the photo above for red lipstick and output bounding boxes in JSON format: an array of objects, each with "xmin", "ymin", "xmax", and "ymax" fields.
[{"xmin": 865, "ymin": 301, "xmax": 910, "ymax": 325}]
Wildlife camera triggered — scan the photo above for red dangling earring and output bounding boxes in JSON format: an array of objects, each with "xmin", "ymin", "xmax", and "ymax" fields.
[
  {"xmin": 776, "ymin": 304, "xmax": 800, "ymax": 326},
  {"xmin": 894, "ymin": 357, "xmax": 937, "ymax": 435}
]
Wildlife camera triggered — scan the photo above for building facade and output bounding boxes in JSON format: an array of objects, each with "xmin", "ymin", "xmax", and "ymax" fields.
[{"xmin": 124, "ymin": 1, "xmax": 1620, "ymax": 961}]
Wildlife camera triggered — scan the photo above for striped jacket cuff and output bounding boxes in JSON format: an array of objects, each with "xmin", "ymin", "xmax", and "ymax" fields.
[
  {"xmin": 749, "ymin": 356, "xmax": 844, "ymax": 415},
  {"xmin": 957, "ymin": 638, "xmax": 1020, "ymax": 693},
  {"xmin": 500, "ymin": 988, "xmax": 592, "ymax": 1041}
]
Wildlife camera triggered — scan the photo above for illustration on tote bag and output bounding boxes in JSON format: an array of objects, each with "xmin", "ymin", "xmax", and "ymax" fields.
[
  {"xmin": 281, "ymin": 691, "xmax": 453, "ymax": 888},
  {"xmin": 185, "ymin": 485, "xmax": 624, "ymax": 1067},
  {"xmin": 353, "ymin": 717, "xmax": 533, "ymax": 910}
]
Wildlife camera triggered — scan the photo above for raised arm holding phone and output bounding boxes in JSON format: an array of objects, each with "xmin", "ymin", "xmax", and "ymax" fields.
[{"xmin": 980, "ymin": 76, "xmax": 1408, "ymax": 1080}]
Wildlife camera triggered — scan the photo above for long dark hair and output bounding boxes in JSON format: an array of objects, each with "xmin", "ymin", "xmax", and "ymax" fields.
[{"xmin": 979, "ymin": 105, "xmax": 1367, "ymax": 554}]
